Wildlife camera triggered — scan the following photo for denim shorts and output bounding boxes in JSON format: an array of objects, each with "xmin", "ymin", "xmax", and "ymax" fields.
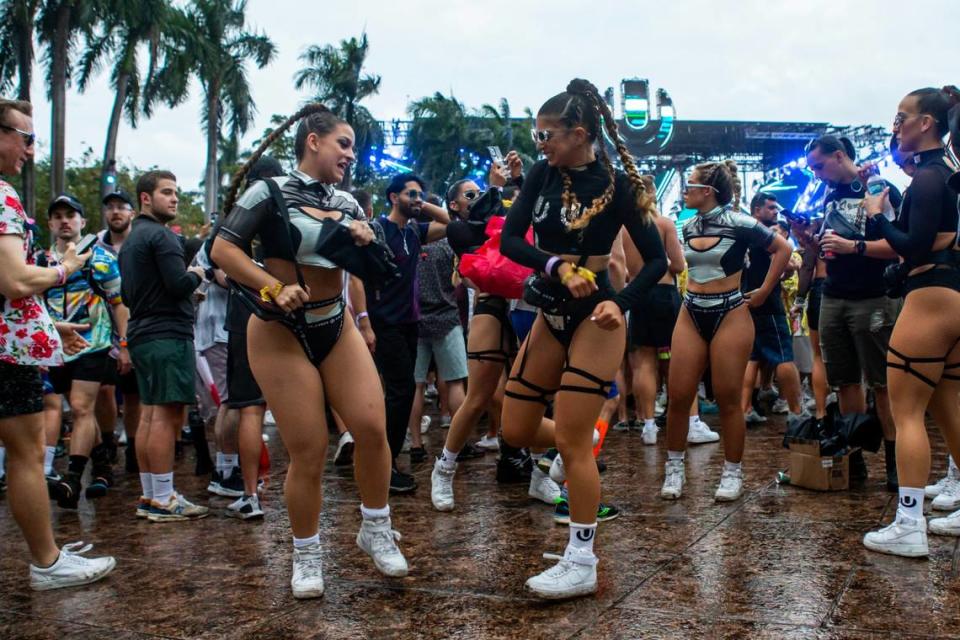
[{"xmin": 415, "ymin": 326, "xmax": 468, "ymax": 383}]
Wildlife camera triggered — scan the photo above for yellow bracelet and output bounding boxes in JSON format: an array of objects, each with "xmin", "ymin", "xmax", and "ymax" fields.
[
  {"xmin": 560, "ymin": 263, "xmax": 578, "ymax": 285},
  {"xmin": 575, "ymin": 266, "xmax": 596, "ymax": 284},
  {"xmin": 259, "ymin": 282, "xmax": 283, "ymax": 303}
]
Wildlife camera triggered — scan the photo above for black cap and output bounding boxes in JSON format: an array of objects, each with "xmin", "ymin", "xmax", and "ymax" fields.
[
  {"xmin": 102, "ymin": 190, "xmax": 134, "ymax": 208},
  {"xmin": 47, "ymin": 193, "xmax": 85, "ymax": 217}
]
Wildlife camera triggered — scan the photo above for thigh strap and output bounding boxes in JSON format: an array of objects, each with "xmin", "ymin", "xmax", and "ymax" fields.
[
  {"xmin": 558, "ymin": 365, "xmax": 613, "ymax": 398},
  {"xmin": 504, "ymin": 332, "xmax": 556, "ymax": 406},
  {"xmin": 887, "ymin": 344, "xmax": 958, "ymax": 388}
]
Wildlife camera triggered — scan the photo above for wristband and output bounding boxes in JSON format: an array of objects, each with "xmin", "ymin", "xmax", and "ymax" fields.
[
  {"xmin": 119, "ymin": 339, "xmax": 128, "ymax": 348},
  {"xmin": 356, "ymin": 311, "xmax": 369, "ymax": 324},
  {"xmin": 545, "ymin": 256, "xmax": 561, "ymax": 277},
  {"xmin": 55, "ymin": 266, "xmax": 66, "ymax": 285}
]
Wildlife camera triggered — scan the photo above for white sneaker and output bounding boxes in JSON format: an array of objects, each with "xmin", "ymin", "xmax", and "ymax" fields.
[
  {"xmin": 334, "ymin": 431, "xmax": 354, "ymax": 466},
  {"xmin": 549, "ymin": 453, "xmax": 566, "ymax": 485},
  {"xmin": 863, "ymin": 516, "xmax": 928, "ymax": 558},
  {"xmin": 529, "ymin": 467, "xmax": 561, "ymax": 504},
  {"xmin": 425, "ymin": 383, "xmax": 438, "ymax": 399},
  {"xmin": 420, "ymin": 416, "xmax": 431, "ymax": 434},
  {"xmin": 771, "ymin": 398, "xmax": 789, "ymax": 414},
  {"xmin": 401, "ymin": 433, "xmax": 411, "ymax": 453},
  {"xmin": 263, "ymin": 410, "xmax": 276, "ymax": 426},
  {"xmin": 931, "ymin": 479, "xmax": 960, "ymax": 511},
  {"xmin": 925, "ymin": 474, "xmax": 953, "ymax": 498},
  {"xmin": 655, "ymin": 392, "xmax": 667, "ymax": 416},
  {"xmin": 715, "ymin": 467, "xmax": 744, "ymax": 502},
  {"xmin": 687, "ymin": 419, "xmax": 720, "ymax": 444},
  {"xmin": 431, "ymin": 459, "xmax": 456, "ymax": 511},
  {"xmin": 661, "ymin": 459, "xmax": 685, "ymax": 499},
  {"xmin": 440, "ymin": 415, "xmax": 452, "ymax": 429},
  {"xmin": 745, "ymin": 408, "xmax": 767, "ymax": 424},
  {"xmin": 291, "ymin": 543, "xmax": 324, "ymax": 599},
  {"xmin": 525, "ymin": 549, "xmax": 598, "ymax": 599},
  {"xmin": 475, "ymin": 435, "xmax": 499, "ymax": 451},
  {"xmin": 929, "ymin": 509, "xmax": 960, "ymax": 537},
  {"xmin": 29, "ymin": 542, "xmax": 116, "ymax": 591},
  {"xmin": 357, "ymin": 517, "xmax": 408, "ymax": 577},
  {"xmin": 641, "ymin": 422, "xmax": 658, "ymax": 446},
  {"xmin": 226, "ymin": 494, "xmax": 264, "ymax": 520}
]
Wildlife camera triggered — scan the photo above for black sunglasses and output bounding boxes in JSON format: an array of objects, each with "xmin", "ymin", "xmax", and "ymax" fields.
[
  {"xmin": 405, "ymin": 189, "xmax": 424, "ymax": 200},
  {"xmin": 0, "ymin": 124, "xmax": 35, "ymax": 147}
]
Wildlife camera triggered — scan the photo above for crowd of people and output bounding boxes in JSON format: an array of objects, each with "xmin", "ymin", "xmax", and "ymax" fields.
[{"xmin": 1, "ymin": 80, "xmax": 959, "ymax": 600}]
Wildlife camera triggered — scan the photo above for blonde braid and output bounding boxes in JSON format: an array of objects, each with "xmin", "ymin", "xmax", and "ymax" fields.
[{"xmin": 223, "ymin": 102, "xmax": 330, "ymax": 215}]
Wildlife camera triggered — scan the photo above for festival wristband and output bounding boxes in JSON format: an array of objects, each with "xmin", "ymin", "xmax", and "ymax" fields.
[
  {"xmin": 545, "ymin": 256, "xmax": 561, "ymax": 277},
  {"xmin": 259, "ymin": 282, "xmax": 283, "ymax": 303},
  {"xmin": 560, "ymin": 263, "xmax": 578, "ymax": 285},
  {"xmin": 356, "ymin": 311, "xmax": 369, "ymax": 324},
  {"xmin": 119, "ymin": 338, "xmax": 128, "ymax": 348},
  {"xmin": 55, "ymin": 266, "xmax": 66, "ymax": 285}
]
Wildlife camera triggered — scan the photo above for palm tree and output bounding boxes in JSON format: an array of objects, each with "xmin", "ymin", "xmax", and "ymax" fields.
[
  {"xmin": 294, "ymin": 33, "xmax": 383, "ymax": 189},
  {"xmin": 37, "ymin": 0, "xmax": 97, "ymax": 197},
  {"xmin": 406, "ymin": 92, "xmax": 472, "ymax": 188},
  {"xmin": 153, "ymin": 0, "xmax": 275, "ymax": 216},
  {"xmin": 76, "ymin": 0, "xmax": 173, "ymax": 200},
  {"xmin": 0, "ymin": 0, "xmax": 41, "ymax": 215}
]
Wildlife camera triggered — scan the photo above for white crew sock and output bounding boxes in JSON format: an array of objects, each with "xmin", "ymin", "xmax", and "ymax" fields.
[
  {"xmin": 152, "ymin": 472, "xmax": 174, "ymax": 505},
  {"xmin": 688, "ymin": 416, "xmax": 700, "ymax": 428},
  {"xmin": 139, "ymin": 472, "xmax": 153, "ymax": 499},
  {"xmin": 667, "ymin": 450, "xmax": 685, "ymax": 462},
  {"xmin": 644, "ymin": 418, "xmax": 656, "ymax": 430},
  {"xmin": 0, "ymin": 446, "xmax": 6, "ymax": 477},
  {"xmin": 950, "ymin": 456, "xmax": 959, "ymax": 477},
  {"xmin": 360, "ymin": 504, "xmax": 390, "ymax": 520},
  {"xmin": 44, "ymin": 446, "xmax": 56, "ymax": 475},
  {"xmin": 293, "ymin": 534, "xmax": 320, "ymax": 549},
  {"xmin": 222, "ymin": 454, "xmax": 239, "ymax": 478},
  {"xmin": 215, "ymin": 452, "xmax": 226, "ymax": 475},
  {"xmin": 567, "ymin": 522, "xmax": 598, "ymax": 557},
  {"xmin": 723, "ymin": 460, "xmax": 742, "ymax": 474},
  {"xmin": 897, "ymin": 487, "xmax": 925, "ymax": 522},
  {"xmin": 440, "ymin": 448, "xmax": 459, "ymax": 470}
]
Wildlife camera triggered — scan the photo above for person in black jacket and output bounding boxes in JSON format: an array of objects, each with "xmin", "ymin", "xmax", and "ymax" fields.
[
  {"xmin": 497, "ymin": 78, "xmax": 666, "ymax": 599},
  {"xmin": 862, "ymin": 86, "xmax": 960, "ymax": 558},
  {"xmin": 119, "ymin": 170, "xmax": 208, "ymax": 523}
]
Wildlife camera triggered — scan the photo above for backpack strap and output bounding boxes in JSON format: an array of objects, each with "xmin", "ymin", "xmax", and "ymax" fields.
[{"xmin": 264, "ymin": 177, "xmax": 307, "ymax": 290}]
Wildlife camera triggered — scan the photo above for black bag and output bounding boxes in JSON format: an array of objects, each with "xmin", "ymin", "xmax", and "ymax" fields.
[
  {"xmin": 227, "ymin": 178, "xmax": 306, "ymax": 322},
  {"xmin": 522, "ymin": 255, "xmax": 589, "ymax": 313},
  {"xmin": 314, "ymin": 217, "xmax": 400, "ymax": 288}
]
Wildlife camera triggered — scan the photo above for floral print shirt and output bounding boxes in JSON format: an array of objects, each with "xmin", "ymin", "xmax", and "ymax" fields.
[{"xmin": 0, "ymin": 179, "xmax": 63, "ymax": 367}]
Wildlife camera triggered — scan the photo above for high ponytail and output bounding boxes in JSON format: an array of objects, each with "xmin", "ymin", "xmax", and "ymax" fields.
[
  {"xmin": 694, "ymin": 159, "xmax": 740, "ymax": 208},
  {"xmin": 538, "ymin": 78, "xmax": 657, "ymax": 231},
  {"xmin": 223, "ymin": 102, "xmax": 332, "ymax": 215}
]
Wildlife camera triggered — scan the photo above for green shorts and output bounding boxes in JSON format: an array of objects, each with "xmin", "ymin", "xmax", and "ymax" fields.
[
  {"xmin": 818, "ymin": 295, "xmax": 898, "ymax": 389},
  {"xmin": 129, "ymin": 339, "xmax": 196, "ymax": 405}
]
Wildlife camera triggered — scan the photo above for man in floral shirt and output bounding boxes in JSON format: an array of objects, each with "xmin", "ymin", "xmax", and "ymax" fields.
[
  {"xmin": 43, "ymin": 193, "xmax": 130, "ymax": 508},
  {"xmin": 0, "ymin": 98, "xmax": 115, "ymax": 590}
]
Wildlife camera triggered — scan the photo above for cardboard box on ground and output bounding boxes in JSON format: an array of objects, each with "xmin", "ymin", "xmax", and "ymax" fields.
[{"xmin": 788, "ymin": 439, "xmax": 856, "ymax": 491}]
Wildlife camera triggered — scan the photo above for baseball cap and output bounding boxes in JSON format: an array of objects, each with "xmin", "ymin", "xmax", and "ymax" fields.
[
  {"xmin": 102, "ymin": 190, "xmax": 134, "ymax": 208},
  {"xmin": 47, "ymin": 193, "xmax": 85, "ymax": 217}
]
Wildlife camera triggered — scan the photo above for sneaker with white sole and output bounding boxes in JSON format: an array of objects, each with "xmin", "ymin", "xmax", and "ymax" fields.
[
  {"xmin": 431, "ymin": 459, "xmax": 456, "ymax": 511},
  {"xmin": 525, "ymin": 548, "xmax": 598, "ymax": 600},
  {"xmin": 529, "ymin": 467, "xmax": 561, "ymax": 504},
  {"xmin": 931, "ymin": 479, "xmax": 960, "ymax": 511},
  {"xmin": 291, "ymin": 543, "xmax": 324, "ymax": 599},
  {"xmin": 863, "ymin": 516, "xmax": 928, "ymax": 557},
  {"xmin": 148, "ymin": 493, "xmax": 209, "ymax": 522},
  {"xmin": 420, "ymin": 415, "xmax": 431, "ymax": 434},
  {"xmin": 715, "ymin": 467, "xmax": 744, "ymax": 502},
  {"xmin": 475, "ymin": 435, "xmax": 500, "ymax": 451},
  {"xmin": 771, "ymin": 398, "xmax": 789, "ymax": 414},
  {"xmin": 226, "ymin": 494, "xmax": 264, "ymax": 520},
  {"xmin": 334, "ymin": 431, "xmax": 355, "ymax": 467},
  {"xmin": 687, "ymin": 419, "xmax": 720, "ymax": 444},
  {"xmin": 925, "ymin": 474, "xmax": 955, "ymax": 498},
  {"xmin": 613, "ymin": 420, "xmax": 633, "ymax": 432},
  {"xmin": 929, "ymin": 509, "xmax": 960, "ymax": 536},
  {"xmin": 661, "ymin": 459, "xmax": 685, "ymax": 500},
  {"xmin": 30, "ymin": 542, "xmax": 117, "ymax": 591},
  {"xmin": 641, "ymin": 422, "xmax": 658, "ymax": 445},
  {"xmin": 549, "ymin": 453, "xmax": 566, "ymax": 485},
  {"xmin": 357, "ymin": 517, "xmax": 408, "ymax": 577},
  {"xmin": 745, "ymin": 408, "xmax": 767, "ymax": 424}
]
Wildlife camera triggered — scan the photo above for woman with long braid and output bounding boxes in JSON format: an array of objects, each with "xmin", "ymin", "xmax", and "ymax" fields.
[
  {"xmin": 498, "ymin": 79, "xmax": 666, "ymax": 599},
  {"xmin": 211, "ymin": 104, "xmax": 408, "ymax": 599},
  {"xmin": 660, "ymin": 161, "xmax": 791, "ymax": 502}
]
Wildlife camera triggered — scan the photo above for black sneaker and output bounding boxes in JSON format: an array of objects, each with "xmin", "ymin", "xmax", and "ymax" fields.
[
  {"xmin": 389, "ymin": 468, "xmax": 417, "ymax": 494},
  {"xmin": 409, "ymin": 446, "xmax": 427, "ymax": 464},
  {"xmin": 56, "ymin": 473, "xmax": 82, "ymax": 510},
  {"xmin": 537, "ymin": 449, "xmax": 559, "ymax": 474},
  {"xmin": 496, "ymin": 450, "xmax": 532, "ymax": 484},
  {"xmin": 849, "ymin": 449, "xmax": 868, "ymax": 483},
  {"xmin": 45, "ymin": 472, "xmax": 63, "ymax": 500},
  {"xmin": 216, "ymin": 468, "xmax": 245, "ymax": 498},
  {"xmin": 85, "ymin": 468, "xmax": 114, "ymax": 499},
  {"xmin": 596, "ymin": 459, "xmax": 607, "ymax": 474},
  {"xmin": 0, "ymin": 474, "xmax": 5, "ymax": 493},
  {"xmin": 456, "ymin": 442, "xmax": 484, "ymax": 461}
]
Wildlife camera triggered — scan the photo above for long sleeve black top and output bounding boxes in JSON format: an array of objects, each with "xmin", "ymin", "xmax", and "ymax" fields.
[{"xmin": 501, "ymin": 159, "xmax": 666, "ymax": 311}]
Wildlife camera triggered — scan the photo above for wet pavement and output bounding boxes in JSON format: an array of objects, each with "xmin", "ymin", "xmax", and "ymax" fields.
[{"xmin": 1, "ymin": 409, "xmax": 959, "ymax": 639}]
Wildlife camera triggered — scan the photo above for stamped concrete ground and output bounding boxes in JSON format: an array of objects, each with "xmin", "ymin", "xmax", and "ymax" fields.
[{"xmin": 1, "ymin": 410, "xmax": 958, "ymax": 639}]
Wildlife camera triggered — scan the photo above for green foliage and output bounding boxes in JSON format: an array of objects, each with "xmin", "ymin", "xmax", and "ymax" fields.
[{"xmin": 6, "ymin": 149, "xmax": 205, "ymax": 245}]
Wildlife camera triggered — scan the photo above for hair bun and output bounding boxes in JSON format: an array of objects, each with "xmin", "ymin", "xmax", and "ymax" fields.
[
  {"xmin": 943, "ymin": 85, "xmax": 960, "ymax": 107},
  {"xmin": 567, "ymin": 78, "xmax": 598, "ymax": 97}
]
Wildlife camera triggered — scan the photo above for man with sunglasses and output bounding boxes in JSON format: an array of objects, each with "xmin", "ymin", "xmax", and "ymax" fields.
[{"xmin": 365, "ymin": 173, "xmax": 449, "ymax": 493}]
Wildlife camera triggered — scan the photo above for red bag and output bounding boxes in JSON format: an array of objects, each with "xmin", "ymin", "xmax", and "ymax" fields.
[{"xmin": 458, "ymin": 216, "xmax": 534, "ymax": 299}]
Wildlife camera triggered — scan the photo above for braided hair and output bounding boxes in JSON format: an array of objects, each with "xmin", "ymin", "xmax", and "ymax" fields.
[
  {"xmin": 223, "ymin": 103, "xmax": 339, "ymax": 215},
  {"xmin": 693, "ymin": 159, "xmax": 742, "ymax": 210},
  {"xmin": 537, "ymin": 78, "xmax": 657, "ymax": 231}
]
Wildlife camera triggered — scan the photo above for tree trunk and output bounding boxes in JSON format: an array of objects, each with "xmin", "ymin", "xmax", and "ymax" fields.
[
  {"xmin": 50, "ymin": 2, "xmax": 71, "ymax": 197},
  {"xmin": 203, "ymin": 87, "xmax": 220, "ymax": 220},
  {"xmin": 340, "ymin": 101, "xmax": 354, "ymax": 190},
  {"xmin": 100, "ymin": 70, "xmax": 129, "ymax": 206},
  {"xmin": 16, "ymin": 8, "xmax": 35, "ymax": 217}
]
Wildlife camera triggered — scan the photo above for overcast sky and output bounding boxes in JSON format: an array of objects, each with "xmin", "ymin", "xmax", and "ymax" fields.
[{"xmin": 22, "ymin": 0, "xmax": 960, "ymax": 191}]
